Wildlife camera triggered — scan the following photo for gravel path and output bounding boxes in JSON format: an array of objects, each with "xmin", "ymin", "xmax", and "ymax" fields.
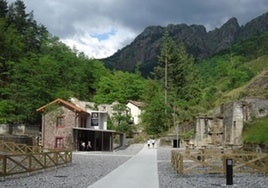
[
  {"xmin": 1, "ymin": 144, "xmax": 267, "ymax": 188},
  {"xmin": 157, "ymin": 147, "xmax": 268, "ymax": 188},
  {"xmin": 0, "ymin": 144, "xmax": 144, "ymax": 188}
]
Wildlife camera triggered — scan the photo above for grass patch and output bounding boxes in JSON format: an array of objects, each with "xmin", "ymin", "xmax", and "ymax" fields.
[{"xmin": 242, "ymin": 117, "xmax": 268, "ymax": 143}]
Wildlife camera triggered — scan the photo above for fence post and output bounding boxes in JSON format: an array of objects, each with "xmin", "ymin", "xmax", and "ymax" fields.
[
  {"xmin": 265, "ymin": 154, "xmax": 268, "ymax": 174},
  {"xmin": 27, "ymin": 154, "xmax": 31, "ymax": 176},
  {"xmin": 201, "ymin": 149, "xmax": 205, "ymax": 167},
  {"xmin": 65, "ymin": 151, "xmax": 67, "ymax": 164},
  {"xmin": 223, "ymin": 155, "xmax": 226, "ymax": 176},
  {"xmin": 179, "ymin": 154, "xmax": 183, "ymax": 175},
  {"xmin": 44, "ymin": 152, "xmax": 47, "ymax": 168},
  {"xmin": 176, "ymin": 152, "xmax": 179, "ymax": 173},
  {"xmin": 55, "ymin": 151, "xmax": 59, "ymax": 165},
  {"xmin": 3, "ymin": 155, "xmax": 7, "ymax": 178}
]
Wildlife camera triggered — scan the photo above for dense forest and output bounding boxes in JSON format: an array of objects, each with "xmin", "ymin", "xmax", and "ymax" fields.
[
  {"xmin": 0, "ymin": 0, "xmax": 267, "ymax": 137},
  {"xmin": 0, "ymin": 0, "xmax": 146, "ymax": 125}
]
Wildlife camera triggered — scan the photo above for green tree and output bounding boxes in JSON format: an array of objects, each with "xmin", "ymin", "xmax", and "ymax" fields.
[
  {"xmin": 111, "ymin": 103, "xmax": 136, "ymax": 138},
  {"xmin": 141, "ymin": 79, "xmax": 171, "ymax": 135},
  {"xmin": 0, "ymin": 0, "xmax": 8, "ymax": 18},
  {"xmin": 154, "ymin": 33, "xmax": 201, "ymax": 124},
  {"xmin": 173, "ymin": 42, "xmax": 201, "ymax": 108},
  {"xmin": 153, "ymin": 31, "xmax": 177, "ymax": 105},
  {"xmin": 7, "ymin": 0, "xmax": 28, "ymax": 34},
  {"xmin": 93, "ymin": 71, "xmax": 146, "ymax": 104},
  {"xmin": 141, "ymin": 92, "xmax": 170, "ymax": 135}
]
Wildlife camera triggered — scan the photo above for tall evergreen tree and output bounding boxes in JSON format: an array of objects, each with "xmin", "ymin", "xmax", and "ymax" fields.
[
  {"xmin": 153, "ymin": 33, "xmax": 201, "ymax": 124},
  {"xmin": 141, "ymin": 79, "xmax": 171, "ymax": 135},
  {"xmin": 0, "ymin": 0, "xmax": 8, "ymax": 18},
  {"xmin": 172, "ymin": 42, "xmax": 200, "ymax": 103},
  {"xmin": 11, "ymin": 0, "xmax": 28, "ymax": 34}
]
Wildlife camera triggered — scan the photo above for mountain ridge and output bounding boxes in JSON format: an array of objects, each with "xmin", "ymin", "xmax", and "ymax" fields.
[{"xmin": 101, "ymin": 11, "xmax": 268, "ymax": 76}]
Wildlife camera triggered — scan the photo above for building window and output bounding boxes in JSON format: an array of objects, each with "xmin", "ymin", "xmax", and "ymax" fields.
[
  {"xmin": 55, "ymin": 137, "xmax": 64, "ymax": 148},
  {"xmin": 56, "ymin": 116, "xmax": 64, "ymax": 127},
  {"xmin": 91, "ymin": 112, "xmax": 99, "ymax": 126}
]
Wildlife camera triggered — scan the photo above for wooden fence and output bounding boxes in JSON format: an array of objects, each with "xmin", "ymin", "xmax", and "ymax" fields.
[
  {"xmin": 0, "ymin": 140, "xmax": 41, "ymax": 154},
  {"xmin": 0, "ymin": 141, "xmax": 72, "ymax": 178},
  {"xmin": 171, "ymin": 148, "xmax": 268, "ymax": 175}
]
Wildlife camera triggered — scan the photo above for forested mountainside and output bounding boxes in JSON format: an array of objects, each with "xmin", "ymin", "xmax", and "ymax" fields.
[
  {"xmin": 0, "ymin": 0, "xmax": 267, "ymax": 138},
  {"xmin": 0, "ymin": 0, "xmax": 109, "ymax": 124},
  {"xmin": 0, "ymin": 0, "xmax": 147, "ymax": 125},
  {"xmin": 102, "ymin": 12, "xmax": 268, "ymax": 76}
]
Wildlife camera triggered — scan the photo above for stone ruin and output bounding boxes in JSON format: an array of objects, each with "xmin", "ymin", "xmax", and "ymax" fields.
[{"xmin": 193, "ymin": 98, "xmax": 268, "ymax": 147}]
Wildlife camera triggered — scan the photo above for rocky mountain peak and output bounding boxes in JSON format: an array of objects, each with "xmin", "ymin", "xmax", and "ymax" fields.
[{"xmin": 102, "ymin": 12, "xmax": 268, "ymax": 77}]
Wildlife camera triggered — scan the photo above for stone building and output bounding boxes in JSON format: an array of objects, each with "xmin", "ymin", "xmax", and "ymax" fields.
[
  {"xmin": 193, "ymin": 98, "xmax": 268, "ymax": 147},
  {"xmin": 37, "ymin": 98, "xmax": 123, "ymax": 151},
  {"xmin": 194, "ymin": 116, "xmax": 223, "ymax": 146}
]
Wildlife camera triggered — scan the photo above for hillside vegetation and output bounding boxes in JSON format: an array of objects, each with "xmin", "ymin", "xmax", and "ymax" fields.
[
  {"xmin": 243, "ymin": 117, "xmax": 268, "ymax": 143},
  {"xmin": 102, "ymin": 12, "xmax": 268, "ymax": 76},
  {"xmin": 197, "ymin": 32, "xmax": 268, "ymax": 110},
  {"xmin": 0, "ymin": 0, "xmax": 147, "ymax": 124},
  {"xmin": 0, "ymin": 1, "xmax": 267, "ymax": 141}
]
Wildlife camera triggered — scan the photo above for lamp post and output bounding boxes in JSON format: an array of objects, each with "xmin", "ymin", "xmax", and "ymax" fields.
[
  {"xmin": 173, "ymin": 104, "xmax": 179, "ymax": 148},
  {"xmin": 176, "ymin": 123, "xmax": 179, "ymax": 148}
]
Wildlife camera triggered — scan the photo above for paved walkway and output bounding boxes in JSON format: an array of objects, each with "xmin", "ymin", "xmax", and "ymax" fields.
[{"xmin": 88, "ymin": 144, "xmax": 159, "ymax": 188}]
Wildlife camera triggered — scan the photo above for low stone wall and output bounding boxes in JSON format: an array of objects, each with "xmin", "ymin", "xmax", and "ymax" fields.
[
  {"xmin": 0, "ymin": 124, "xmax": 40, "ymax": 136},
  {"xmin": 243, "ymin": 143, "xmax": 268, "ymax": 153},
  {"xmin": 0, "ymin": 124, "xmax": 10, "ymax": 134},
  {"xmin": 0, "ymin": 135, "xmax": 33, "ymax": 146}
]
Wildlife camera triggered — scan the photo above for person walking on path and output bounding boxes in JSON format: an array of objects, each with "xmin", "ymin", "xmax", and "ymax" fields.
[
  {"xmin": 88, "ymin": 143, "xmax": 159, "ymax": 188},
  {"xmin": 152, "ymin": 139, "xmax": 155, "ymax": 148},
  {"xmin": 147, "ymin": 139, "xmax": 151, "ymax": 148}
]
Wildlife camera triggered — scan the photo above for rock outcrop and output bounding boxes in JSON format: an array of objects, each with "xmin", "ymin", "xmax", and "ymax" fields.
[{"xmin": 102, "ymin": 12, "xmax": 268, "ymax": 76}]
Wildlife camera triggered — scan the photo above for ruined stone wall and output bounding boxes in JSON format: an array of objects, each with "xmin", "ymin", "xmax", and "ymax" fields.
[
  {"xmin": 0, "ymin": 124, "xmax": 11, "ymax": 134},
  {"xmin": 230, "ymin": 102, "xmax": 244, "ymax": 145},
  {"xmin": 221, "ymin": 101, "xmax": 247, "ymax": 146},
  {"xmin": 194, "ymin": 98, "xmax": 268, "ymax": 147},
  {"xmin": 222, "ymin": 102, "xmax": 233, "ymax": 145},
  {"xmin": 0, "ymin": 124, "xmax": 40, "ymax": 136},
  {"xmin": 194, "ymin": 116, "xmax": 214, "ymax": 146},
  {"xmin": 195, "ymin": 117, "xmax": 204, "ymax": 146},
  {"xmin": 244, "ymin": 98, "xmax": 268, "ymax": 119},
  {"xmin": 210, "ymin": 118, "xmax": 223, "ymax": 145}
]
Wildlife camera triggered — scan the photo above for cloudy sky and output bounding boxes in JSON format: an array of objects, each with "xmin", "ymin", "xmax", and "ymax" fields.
[{"xmin": 8, "ymin": 0, "xmax": 268, "ymax": 59}]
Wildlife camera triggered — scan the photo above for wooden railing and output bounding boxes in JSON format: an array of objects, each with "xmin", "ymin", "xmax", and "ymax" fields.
[
  {"xmin": 0, "ymin": 140, "xmax": 42, "ymax": 154},
  {"xmin": 171, "ymin": 148, "xmax": 268, "ymax": 175},
  {"xmin": 0, "ymin": 141, "xmax": 72, "ymax": 178}
]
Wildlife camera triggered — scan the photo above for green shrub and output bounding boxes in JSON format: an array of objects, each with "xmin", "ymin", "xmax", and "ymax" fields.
[{"xmin": 242, "ymin": 117, "xmax": 268, "ymax": 143}]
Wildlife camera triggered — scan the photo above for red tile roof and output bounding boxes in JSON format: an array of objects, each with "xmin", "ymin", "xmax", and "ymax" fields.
[{"xmin": 36, "ymin": 98, "xmax": 88, "ymax": 113}]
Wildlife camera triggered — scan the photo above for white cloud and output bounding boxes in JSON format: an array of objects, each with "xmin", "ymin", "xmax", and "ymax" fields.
[
  {"xmin": 8, "ymin": 0, "xmax": 268, "ymax": 59},
  {"xmin": 62, "ymin": 27, "xmax": 136, "ymax": 59}
]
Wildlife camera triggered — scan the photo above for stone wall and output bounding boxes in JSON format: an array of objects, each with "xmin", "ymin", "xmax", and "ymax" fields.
[
  {"xmin": 194, "ymin": 116, "xmax": 223, "ymax": 146},
  {"xmin": 244, "ymin": 98, "xmax": 268, "ymax": 119},
  {"xmin": 0, "ymin": 135, "xmax": 33, "ymax": 145},
  {"xmin": 0, "ymin": 124, "xmax": 9, "ymax": 134},
  {"xmin": 243, "ymin": 143, "xmax": 268, "ymax": 153},
  {"xmin": 194, "ymin": 116, "xmax": 212, "ymax": 146},
  {"xmin": 193, "ymin": 98, "xmax": 268, "ymax": 147},
  {"xmin": 42, "ymin": 106, "xmax": 75, "ymax": 149},
  {"xmin": 0, "ymin": 124, "xmax": 40, "ymax": 136}
]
